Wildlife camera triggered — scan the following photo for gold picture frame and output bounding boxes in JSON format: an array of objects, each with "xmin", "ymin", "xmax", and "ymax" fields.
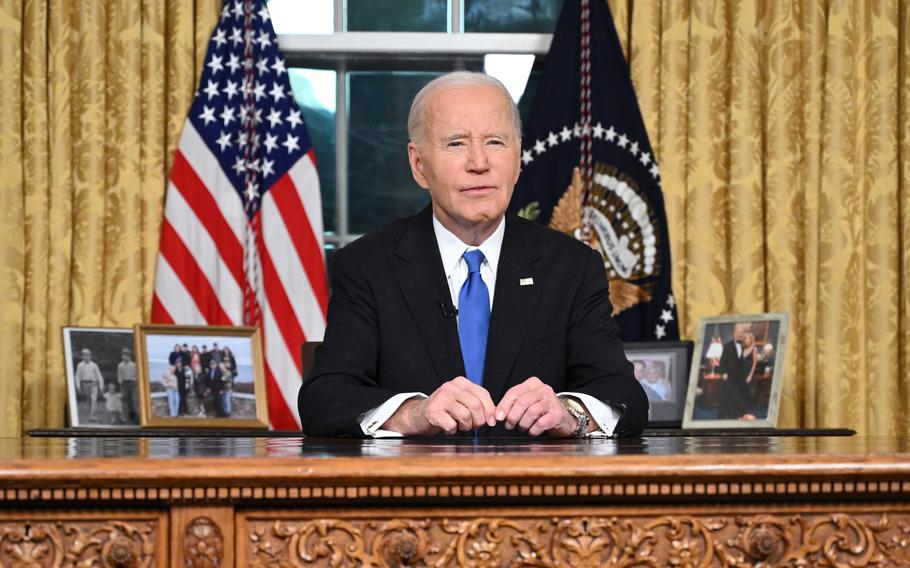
[
  {"xmin": 135, "ymin": 324, "xmax": 269, "ymax": 429},
  {"xmin": 683, "ymin": 313, "xmax": 789, "ymax": 429}
]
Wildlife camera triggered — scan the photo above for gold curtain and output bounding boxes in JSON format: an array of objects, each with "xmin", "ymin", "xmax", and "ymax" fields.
[
  {"xmin": 0, "ymin": 0, "xmax": 219, "ymax": 437},
  {"xmin": 609, "ymin": 0, "xmax": 910, "ymax": 435}
]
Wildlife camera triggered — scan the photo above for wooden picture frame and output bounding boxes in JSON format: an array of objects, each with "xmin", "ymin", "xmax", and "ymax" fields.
[
  {"xmin": 623, "ymin": 341, "xmax": 693, "ymax": 428},
  {"xmin": 683, "ymin": 313, "xmax": 789, "ymax": 429},
  {"xmin": 63, "ymin": 326, "xmax": 140, "ymax": 428},
  {"xmin": 134, "ymin": 324, "xmax": 269, "ymax": 429}
]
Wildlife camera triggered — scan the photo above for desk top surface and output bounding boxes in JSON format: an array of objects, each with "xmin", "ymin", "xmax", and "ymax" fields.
[
  {"xmin": 2, "ymin": 434, "xmax": 909, "ymax": 460},
  {"xmin": 1, "ymin": 435, "xmax": 909, "ymax": 484}
]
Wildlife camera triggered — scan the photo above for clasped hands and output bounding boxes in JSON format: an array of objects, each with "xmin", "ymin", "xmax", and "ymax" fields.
[{"xmin": 383, "ymin": 376, "xmax": 588, "ymax": 437}]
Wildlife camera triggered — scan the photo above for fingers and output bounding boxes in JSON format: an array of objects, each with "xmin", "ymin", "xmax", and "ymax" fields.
[
  {"xmin": 421, "ymin": 377, "xmax": 496, "ymax": 435},
  {"xmin": 496, "ymin": 377, "xmax": 566, "ymax": 436},
  {"xmin": 452, "ymin": 377, "xmax": 497, "ymax": 428}
]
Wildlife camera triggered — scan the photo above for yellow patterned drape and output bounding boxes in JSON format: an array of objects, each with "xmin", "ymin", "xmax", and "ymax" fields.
[
  {"xmin": 0, "ymin": 0, "xmax": 907, "ymax": 437},
  {"xmin": 0, "ymin": 0, "xmax": 219, "ymax": 437},
  {"xmin": 609, "ymin": 0, "xmax": 910, "ymax": 435}
]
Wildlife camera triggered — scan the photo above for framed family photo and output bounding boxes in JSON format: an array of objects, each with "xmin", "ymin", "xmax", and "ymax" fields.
[
  {"xmin": 683, "ymin": 313, "xmax": 789, "ymax": 429},
  {"xmin": 134, "ymin": 324, "xmax": 269, "ymax": 429},
  {"xmin": 624, "ymin": 341, "xmax": 693, "ymax": 427},
  {"xmin": 63, "ymin": 327, "xmax": 140, "ymax": 428}
]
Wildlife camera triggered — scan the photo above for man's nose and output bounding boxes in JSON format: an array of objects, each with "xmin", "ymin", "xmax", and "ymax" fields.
[{"xmin": 466, "ymin": 141, "xmax": 490, "ymax": 172}]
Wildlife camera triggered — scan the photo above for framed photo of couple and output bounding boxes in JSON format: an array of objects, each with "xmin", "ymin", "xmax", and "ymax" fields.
[
  {"xmin": 134, "ymin": 324, "xmax": 269, "ymax": 429},
  {"xmin": 683, "ymin": 313, "xmax": 789, "ymax": 429}
]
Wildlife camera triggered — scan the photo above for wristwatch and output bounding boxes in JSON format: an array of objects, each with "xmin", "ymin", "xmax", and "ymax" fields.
[{"xmin": 560, "ymin": 397, "xmax": 590, "ymax": 438}]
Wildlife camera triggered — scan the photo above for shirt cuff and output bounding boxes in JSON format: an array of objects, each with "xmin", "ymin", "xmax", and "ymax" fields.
[
  {"xmin": 558, "ymin": 391, "xmax": 620, "ymax": 437},
  {"xmin": 358, "ymin": 392, "xmax": 427, "ymax": 437}
]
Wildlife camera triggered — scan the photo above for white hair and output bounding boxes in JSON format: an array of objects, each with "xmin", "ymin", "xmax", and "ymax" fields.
[{"xmin": 407, "ymin": 71, "xmax": 522, "ymax": 144}]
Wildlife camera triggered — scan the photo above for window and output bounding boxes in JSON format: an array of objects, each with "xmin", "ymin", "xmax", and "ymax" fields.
[{"xmin": 269, "ymin": 0, "xmax": 564, "ymax": 256}]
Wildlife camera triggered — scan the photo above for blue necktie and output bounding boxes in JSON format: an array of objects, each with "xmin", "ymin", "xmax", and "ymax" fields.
[{"xmin": 458, "ymin": 250, "xmax": 490, "ymax": 385}]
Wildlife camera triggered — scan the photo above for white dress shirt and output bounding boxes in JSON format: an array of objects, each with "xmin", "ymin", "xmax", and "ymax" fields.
[{"xmin": 359, "ymin": 215, "xmax": 621, "ymax": 437}]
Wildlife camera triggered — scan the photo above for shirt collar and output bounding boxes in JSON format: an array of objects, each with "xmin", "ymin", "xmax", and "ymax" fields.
[{"xmin": 432, "ymin": 214, "xmax": 506, "ymax": 278}]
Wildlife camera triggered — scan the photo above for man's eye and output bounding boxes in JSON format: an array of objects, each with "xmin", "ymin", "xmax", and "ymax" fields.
[
  {"xmin": 487, "ymin": 139, "xmax": 505, "ymax": 146},
  {"xmin": 447, "ymin": 141, "xmax": 464, "ymax": 148}
]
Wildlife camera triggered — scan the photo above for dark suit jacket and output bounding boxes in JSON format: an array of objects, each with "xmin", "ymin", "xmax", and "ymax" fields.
[{"xmin": 298, "ymin": 207, "xmax": 648, "ymax": 437}]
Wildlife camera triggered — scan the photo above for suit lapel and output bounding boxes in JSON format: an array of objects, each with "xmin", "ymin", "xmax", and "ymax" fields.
[
  {"xmin": 482, "ymin": 216, "xmax": 544, "ymax": 402},
  {"xmin": 392, "ymin": 208, "xmax": 465, "ymax": 385}
]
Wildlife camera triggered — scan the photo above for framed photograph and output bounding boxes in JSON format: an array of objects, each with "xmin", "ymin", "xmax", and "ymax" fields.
[
  {"xmin": 624, "ymin": 341, "xmax": 693, "ymax": 427},
  {"xmin": 683, "ymin": 313, "xmax": 789, "ymax": 429},
  {"xmin": 63, "ymin": 327, "xmax": 140, "ymax": 428},
  {"xmin": 134, "ymin": 324, "xmax": 269, "ymax": 428}
]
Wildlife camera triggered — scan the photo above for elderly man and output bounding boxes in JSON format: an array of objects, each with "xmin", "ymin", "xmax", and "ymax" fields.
[{"xmin": 298, "ymin": 72, "xmax": 647, "ymax": 438}]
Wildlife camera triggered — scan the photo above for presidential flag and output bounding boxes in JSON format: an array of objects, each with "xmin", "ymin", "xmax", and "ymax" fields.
[
  {"xmin": 152, "ymin": 0, "xmax": 328, "ymax": 429},
  {"xmin": 511, "ymin": 0, "xmax": 679, "ymax": 341}
]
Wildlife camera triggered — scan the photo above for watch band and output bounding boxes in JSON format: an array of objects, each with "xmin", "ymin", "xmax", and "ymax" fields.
[{"xmin": 560, "ymin": 397, "xmax": 589, "ymax": 438}]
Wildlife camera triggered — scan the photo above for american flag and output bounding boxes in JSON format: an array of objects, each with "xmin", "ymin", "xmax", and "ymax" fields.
[{"xmin": 152, "ymin": 0, "xmax": 328, "ymax": 429}]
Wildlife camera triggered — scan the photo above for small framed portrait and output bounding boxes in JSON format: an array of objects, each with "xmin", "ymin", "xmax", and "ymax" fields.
[
  {"xmin": 63, "ymin": 327, "xmax": 140, "ymax": 428},
  {"xmin": 134, "ymin": 324, "xmax": 269, "ymax": 429},
  {"xmin": 683, "ymin": 313, "xmax": 789, "ymax": 429},
  {"xmin": 624, "ymin": 341, "xmax": 693, "ymax": 427}
]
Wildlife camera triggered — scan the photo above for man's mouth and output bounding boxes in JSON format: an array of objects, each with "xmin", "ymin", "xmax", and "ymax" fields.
[{"xmin": 460, "ymin": 186, "xmax": 495, "ymax": 194}]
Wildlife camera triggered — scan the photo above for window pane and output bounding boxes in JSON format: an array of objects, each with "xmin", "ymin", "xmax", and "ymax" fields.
[
  {"xmin": 464, "ymin": 0, "xmax": 565, "ymax": 33},
  {"xmin": 347, "ymin": 0, "xmax": 447, "ymax": 32},
  {"xmin": 267, "ymin": 0, "xmax": 334, "ymax": 34},
  {"xmin": 288, "ymin": 68, "xmax": 337, "ymax": 232},
  {"xmin": 347, "ymin": 72, "xmax": 439, "ymax": 234}
]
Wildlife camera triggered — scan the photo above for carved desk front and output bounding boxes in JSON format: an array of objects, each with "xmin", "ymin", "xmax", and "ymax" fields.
[{"xmin": 1, "ymin": 435, "xmax": 909, "ymax": 567}]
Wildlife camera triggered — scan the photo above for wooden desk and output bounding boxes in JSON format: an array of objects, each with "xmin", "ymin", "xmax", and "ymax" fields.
[{"xmin": 1, "ymin": 436, "xmax": 909, "ymax": 567}]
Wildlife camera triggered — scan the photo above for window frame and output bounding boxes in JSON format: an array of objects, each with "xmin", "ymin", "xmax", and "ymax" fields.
[{"xmin": 275, "ymin": 0, "xmax": 553, "ymax": 248}]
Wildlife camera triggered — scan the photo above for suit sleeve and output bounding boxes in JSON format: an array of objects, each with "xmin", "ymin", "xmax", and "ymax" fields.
[
  {"xmin": 298, "ymin": 247, "xmax": 406, "ymax": 437},
  {"xmin": 564, "ymin": 247, "xmax": 649, "ymax": 436}
]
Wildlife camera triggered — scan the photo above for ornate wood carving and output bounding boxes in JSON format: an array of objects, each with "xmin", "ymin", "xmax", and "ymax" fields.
[
  {"xmin": 0, "ymin": 520, "xmax": 157, "ymax": 567},
  {"xmin": 243, "ymin": 512, "xmax": 910, "ymax": 567},
  {"xmin": 184, "ymin": 516, "xmax": 224, "ymax": 567},
  {"xmin": 3, "ymin": 478, "xmax": 910, "ymax": 506}
]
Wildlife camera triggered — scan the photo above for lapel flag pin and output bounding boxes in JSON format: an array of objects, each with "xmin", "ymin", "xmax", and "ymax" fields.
[{"xmin": 520, "ymin": 278, "xmax": 534, "ymax": 286}]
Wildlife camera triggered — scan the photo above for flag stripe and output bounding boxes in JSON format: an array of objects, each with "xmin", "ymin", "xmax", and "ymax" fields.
[
  {"xmin": 159, "ymin": 220, "xmax": 234, "ymax": 325},
  {"xmin": 152, "ymin": 255, "xmax": 207, "ymax": 325},
  {"xmin": 263, "ymin": 298, "xmax": 304, "ymax": 427},
  {"xmin": 268, "ymin": 164, "xmax": 329, "ymax": 316},
  {"xmin": 164, "ymin": 181, "xmax": 244, "ymax": 325},
  {"xmin": 169, "ymin": 151, "xmax": 245, "ymax": 287},
  {"xmin": 177, "ymin": 124, "xmax": 247, "ymax": 244},
  {"xmin": 261, "ymin": 191, "xmax": 327, "ymax": 340},
  {"xmin": 264, "ymin": 361, "xmax": 299, "ymax": 430},
  {"xmin": 150, "ymin": 294, "xmax": 175, "ymax": 324},
  {"xmin": 290, "ymin": 151, "xmax": 324, "ymax": 238},
  {"xmin": 258, "ymin": 230, "xmax": 306, "ymax": 357}
]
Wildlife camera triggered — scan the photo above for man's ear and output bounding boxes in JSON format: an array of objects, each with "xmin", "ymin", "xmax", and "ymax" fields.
[
  {"xmin": 407, "ymin": 142, "xmax": 429, "ymax": 189},
  {"xmin": 511, "ymin": 138, "xmax": 522, "ymax": 185}
]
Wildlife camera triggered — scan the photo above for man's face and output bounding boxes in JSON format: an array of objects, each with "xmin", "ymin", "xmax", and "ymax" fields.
[
  {"xmin": 407, "ymin": 85, "xmax": 520, "ymax": 233},
  {"xmin": 81, "ymin": 351, "xmax": 91, "ymax": 362}
]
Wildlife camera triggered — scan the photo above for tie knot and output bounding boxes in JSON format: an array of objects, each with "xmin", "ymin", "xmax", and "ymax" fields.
[{"xmin": 463, "ymin": 249, "xmax": 485, "ymax": 273}]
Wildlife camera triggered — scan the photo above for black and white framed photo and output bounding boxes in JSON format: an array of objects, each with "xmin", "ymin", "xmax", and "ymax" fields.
[
  {"xmin": 63, "ymin": 326, "xmax": 140, "ymax": 428},
  {"xmin": 624, "ymin": 341, "xmax": 693, "ymax": 427},
  {"xmin": 134, "ymin": 324, "xmax": 269, "ymax": 429},
  {"xmin": 683, "ymin": 313, "xmax": 789, "ymax": 429}
]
